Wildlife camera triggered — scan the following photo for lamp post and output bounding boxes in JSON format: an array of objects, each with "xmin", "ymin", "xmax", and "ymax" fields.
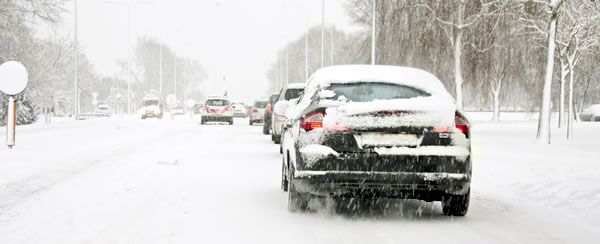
[
  {"xmin": 321, "ymin": 0, "xmax": 325, "ymax": 68},
  {"xmin": 73, "ymin": 0, "xmax": 79, "ymax": 120},
  {"xmin": 104, "ymin": 1, "xmax": 152, "ymax": 115},
  {"xmin": 371, "ymin": 0, "xmax": 376, "ymax": 65}
]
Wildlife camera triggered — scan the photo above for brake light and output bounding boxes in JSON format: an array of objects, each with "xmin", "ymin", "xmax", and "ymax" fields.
[
  {"xmin": 223, "ymin": 106, "xmax": 231, "ymax": 112},
  {"xmin": 455, "ymin": 112, "xmax": 470, "ymax": 136},
  {"xmin": 300, "ymin": 112, "xmax": 324, "ymax": 131},
  {"xmin": 251, "ymin": 108, "xmax": 258, "ymax": 113}
]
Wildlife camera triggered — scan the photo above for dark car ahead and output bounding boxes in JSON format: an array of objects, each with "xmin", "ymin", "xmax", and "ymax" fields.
[
  {"xmin": 262, "ymin": 93, "xmax": 280, "ymax": 135},
  {"xmin": 280, "ymin": 65, "xmax": 472, "ymax": 216}
]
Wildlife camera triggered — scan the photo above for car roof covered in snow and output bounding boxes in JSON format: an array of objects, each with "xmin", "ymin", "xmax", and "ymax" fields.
[
  {"xmin": 285, "ymin": 83, "xmax": 306, "ymax": 89},
  {"xmin": 308, "ymin": 65, "xmax": 453, "ymax": 101}
]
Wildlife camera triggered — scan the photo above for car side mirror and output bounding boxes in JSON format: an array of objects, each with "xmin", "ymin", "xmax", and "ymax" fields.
[{"xmin": 273, "ymin": 100, "xmax": 290, "ymax": 116}]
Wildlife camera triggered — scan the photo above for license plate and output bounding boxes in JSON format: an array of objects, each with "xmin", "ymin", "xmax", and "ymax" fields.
[{"xmin": 354, "ymin": 133, "xmax": 418, "ymax": 147}]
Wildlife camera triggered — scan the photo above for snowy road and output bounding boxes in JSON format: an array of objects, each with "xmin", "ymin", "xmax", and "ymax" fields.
[{"xmin": 0, "ymin": 117, "xmax": 599, "ymax": 243}]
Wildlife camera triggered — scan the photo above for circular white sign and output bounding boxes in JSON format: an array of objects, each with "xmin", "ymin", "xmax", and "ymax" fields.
[
  {"xmin": 166, "ymin": 94, "xmax": 177, "ymax": 106},
  {"xmin": 0, "ymin": 61, "xmax": 29, "ymax": 95}
]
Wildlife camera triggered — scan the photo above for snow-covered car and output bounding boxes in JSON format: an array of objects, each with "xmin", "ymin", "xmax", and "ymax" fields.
[
  {"xmin": 580, "ymin": 104, "xmax": 600, "ymax": 122},
  {"xmin": 172, "ymin": 105, "xmax": 185, "ymax": 115},
  {"xmin": 232, "ymin": 103, "xmax": 248, "ymax": 118},
  {"xmin": 140, "ymin": 92, "xmax": 163, "ymax": 119},
  {"xmin": 262, "ymin": 94, "xmax": 280, "ymax": 135},
  {"xmin": 96, "ymin": 104, "xmax": 111, "ymax": 117},
  {"xmin": 249, "ymin": 100, "xmax": 268, "ymax": 125},
  {"xmin": 201, "ymin": 97, "xmax": 234, "ymax": 125},
  {"xmin": 271, "ymin": 83, "xmax": 305, "ymax": 144},
  {"xmin": 280, "ymin": 65, "xmax": 472, "ymax": 216}
]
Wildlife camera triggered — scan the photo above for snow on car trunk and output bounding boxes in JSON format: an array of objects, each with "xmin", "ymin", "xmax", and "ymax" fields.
[{"xmin": 322, "ymin": 96, "xmax": 456, "ymax": 130}]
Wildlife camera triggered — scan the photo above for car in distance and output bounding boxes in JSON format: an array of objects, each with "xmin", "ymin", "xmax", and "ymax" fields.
[
  {"xmin": 580, "ymin": 104, "xmax": 600, "ymax": 122},
  {"xmin": 140, "ymin": 91, "xmax": 163, "ymax": 119},
  {"xmin": 201, "ymin": 97, "xmax": 234, "ymax": 125},
  {"xmin": 263, "ymin": 93, "xmax": 280, "ymax": 135},
  {"xmin": 232, "ymin": 103, "xmax": 248, "ymax": 118},
  {"xmin": 249, "ymin": 99, "xmax": 268, "ymax": 125},
  {"xmin": 271, "ymin": 83, "xmax": 305, "ymax": 144},
  {"xmin": 281, "ymin": 65, "xmax": 472, "ymax": 216},
  {"xmin": 96, "ymin": 104, "xmax": 111, "ymax": 117}
]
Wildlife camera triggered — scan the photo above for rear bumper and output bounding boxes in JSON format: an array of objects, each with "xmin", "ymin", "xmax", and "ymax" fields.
[
  {"xmin": 202, "ymin": 115, "xmax": 232, "ymax": 121},
  {"xmin": 293, "ymin": 170, "xmax": 470, "ymax": 200}
]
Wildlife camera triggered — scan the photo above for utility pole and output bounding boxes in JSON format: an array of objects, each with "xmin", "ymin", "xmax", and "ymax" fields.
[
  {"xmin": 330, "ymin": 25, "xmax": 334, "ymax": 66},
  {"xmin": 321, "ymin": 0, "xmax": 325, "ymax": 68},
  {"xmin": 371, "ymin": 0, "xmax": 376, "ymax": 65},
  {"xmin": 159, "ymin": 42, "xmax": 162, "ymax": 97},
  {"xmin": 73, "ymin": 0, "xmax": 79, "ymax": 120}
]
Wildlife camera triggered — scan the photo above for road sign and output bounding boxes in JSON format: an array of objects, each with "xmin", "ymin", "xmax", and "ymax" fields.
[
  {"xmin": 166, "ymin": 94, "xmax": 177, "ymax": 106},
  {"xmin": 0, "ymin": 61, "xmax": 29, "ymax": 96}
]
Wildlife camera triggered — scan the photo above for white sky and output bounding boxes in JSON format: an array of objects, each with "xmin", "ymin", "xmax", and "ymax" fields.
[{"xmin": 57, "ymin": 0, "xmax": 357, "ymax": 103}]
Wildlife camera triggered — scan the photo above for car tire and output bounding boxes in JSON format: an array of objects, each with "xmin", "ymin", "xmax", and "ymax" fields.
[
  {"xmin": 228, "ymin": 119, "xmax": 234, "ymax": 125},
  {"xmin": 141, "ymin": 115, "xmax": 146, "ymax": 120},
  {"xmin": 273, "ymin": 134, "xmax": 281, "ymax": 144},
  {"xmin": 287, "ymin": 164, "xmax": 309, "ymax": 212},
  {"xmin": 249, "ymin": 120, "xmax": 253, "ymax": 125},
  {"xmin": 200, "ymin": 118, "xmax": 206, "ymax": 125},
  {"xmin": 281, "ymin": 156, "xmax": 288, "ymax": 192},
  {"xmin": 442, "ymin": 190, "xmax": 470, "ymax": 216},
  {"xmin": 595, "ymin": 116, "xmax": 600, "ymax": 122}
]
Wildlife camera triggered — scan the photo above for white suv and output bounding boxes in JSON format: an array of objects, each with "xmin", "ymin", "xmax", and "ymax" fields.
[{"xmin": 201, "ymin": 97, "xmax": 234, "ymax": 125}]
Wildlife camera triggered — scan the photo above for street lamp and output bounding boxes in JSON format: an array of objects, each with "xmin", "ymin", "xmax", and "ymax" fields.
[
  {"xmin": 73, "ymin": 0, "xmax": 79, "ymax": 120},
  {"xmin": 371, "ymin": 0, "xmax": 376, "ymax": 65},
  {"xmin": 104, "ymin": 0, "xmax": 152, "ymax": 115}
]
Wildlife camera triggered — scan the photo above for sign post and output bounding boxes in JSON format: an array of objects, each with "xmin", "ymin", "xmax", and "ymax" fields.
[
  {"xmin": 0, "ymin": 61, "xmax": 29, "ymax": 149},
  {"xmin": 166, "ymin": 94, "xmax": 176, "ymax": 120}
]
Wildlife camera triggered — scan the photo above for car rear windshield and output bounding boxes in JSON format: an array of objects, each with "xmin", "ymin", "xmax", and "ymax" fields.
[
  {"xmin": 326, "ymin": 82, "xmax": 430, "ymax": 102},
  {"xmin": 254, "ymin": 102, "xmax": 267, "ymax": 108},
  {"xmin": 206, "ymin": 100, "xmax": 229, "ymax": 106},
  {"xmin": 144, "ymin": 100, "xmax": 159, "ymax": 106},
  {"xmin": 284, "ymin": 88, "xmax": 304, "ymax": 100}
]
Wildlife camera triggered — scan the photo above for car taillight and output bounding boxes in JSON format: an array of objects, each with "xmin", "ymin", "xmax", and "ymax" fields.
[
  {"xmin": 455, "ymin": 112, "xmax": 470, "ymax": 136},
  {"xmin": 224, "ymin": 106, "xmax": 231, "ymax": 112},
  {"xmin": 300, "ymin": 112, "xmax": 325, "ymax": 131},
  {"xmin": 251, "ymin": 108, "xmax": 258, "ymax": 113}
]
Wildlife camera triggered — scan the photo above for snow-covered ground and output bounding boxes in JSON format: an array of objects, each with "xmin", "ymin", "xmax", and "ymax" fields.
[{"xmin": 0, "ymin": 114, "xmax": 599, "ymax": 243}]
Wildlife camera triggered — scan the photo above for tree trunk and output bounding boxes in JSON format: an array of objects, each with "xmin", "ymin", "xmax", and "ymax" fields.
[
  {"xmin": 567, "ymin": 60, "xmax": 575, "ymax": 139},
  {"xmin": 558, "ymin": 61, "xmax": 567, "ymax": 128},
  {"xmin": 454, "ymin": 0, "xmax": 465, "ymax": 111},
  {"xmin": 492, "ymin": 90, "xmax": 500, "ymax": 122},
  {"xmin": 536, "ymin": 10, "xmax": 559, "ymax": 144}
]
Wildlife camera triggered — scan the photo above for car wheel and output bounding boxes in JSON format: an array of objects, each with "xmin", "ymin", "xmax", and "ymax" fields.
[
  {"xmin": 273, "ymin": 134, "xmax": 281, "ymax": 144},
  {"xmin": 595, "ymin": 116, "xmax": 600, "ymax": 122},
  {"xmin": 249, "ymin": 120, "xmax": 253, "ymax": 125},
  {"xmin": 442, "ymin": 190, "xmax": 470, "ymax": 216},
  {"xmin": 287, "ymin": 164, "xmax": 309, "ymax": 212},
  {"xmin": 200, "ymin": 118, "xmax": 206, "ymax": 125},
  {"xmin": 229, "ymin": 119, "xmax": 234, "ymax": 125},
  {"xmin": 281, "ymin": 155, "xmax": 288, "ymax": 192},
  {"xmin": 141, "ymin": 116, "xmax": 146, "ymax": 120}
]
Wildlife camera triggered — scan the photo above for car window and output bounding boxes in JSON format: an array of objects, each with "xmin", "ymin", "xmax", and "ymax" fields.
[
  {"xmin": 326, "ymin": 82, "xmax": 430, "ymax": 102},
  {"xmin": 284, "ymin": 88, "xmax": 304, "ymax": 100},
  {"xmin": 254, "ymin": 102, "xmax": 267, "ymax": 108},
  {"xmin": 206, "ymin": 100, "xmax": 229, "ymax": 106}
]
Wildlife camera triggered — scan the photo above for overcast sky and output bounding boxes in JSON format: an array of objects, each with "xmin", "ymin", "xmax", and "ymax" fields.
[{"xmin": 56, "ymin": 0, "xmax": 358, "ymax": 103}]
